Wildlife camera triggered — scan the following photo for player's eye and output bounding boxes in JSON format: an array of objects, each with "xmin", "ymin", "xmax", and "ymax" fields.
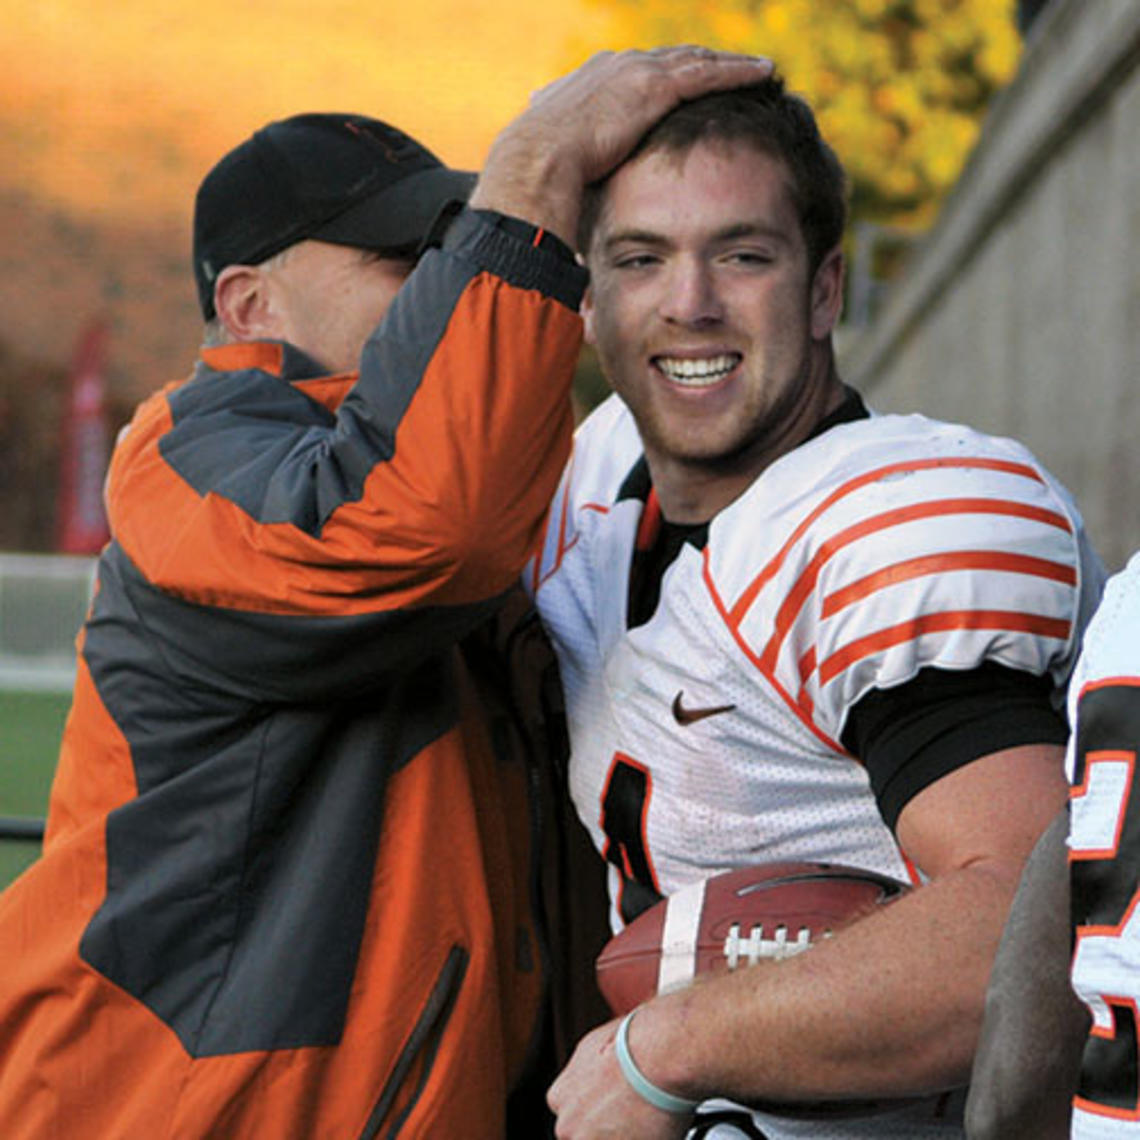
[
  {"xmin": 612, "ymin": 253, "xmax": 661, "ymax": 270},
  {"xmin": 723, "ymin": 249, "xmax": 774, "ymax": 267}
]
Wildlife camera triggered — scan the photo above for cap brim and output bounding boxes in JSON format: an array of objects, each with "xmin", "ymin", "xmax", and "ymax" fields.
[{"xmin": 313, "ymin": 166, "xmax": 477, "ymax": 254}]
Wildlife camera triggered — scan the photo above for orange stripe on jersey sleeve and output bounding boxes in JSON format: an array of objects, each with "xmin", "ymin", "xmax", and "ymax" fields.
[
  {"xmin": 795, "ymin": 646, "xmax": 818, "ymax": 721},
  {"xmin": 798, "ymin": 644, "xmax": 817, "ymax": 685},
  {"xmin": 816, "ymin": 610, "xmax": 1072, "ymax": 687},
  {"xmin": 531, "ymin": 455, "xmax": 600, "ymax": 595},
  {"xmin": 727, "ymin": 457, "xmax": 1050, "ymax": 627},
  {"xmin": 821, "ymin": 551, "xmax": 1078, "ymax": 619},
  {"xmin": 702, "ymin": 549, "xmax": 847, "ymax": 755},
  {"xmin": 756, "ymin": 497, "xmax": 1073, "ymax": 674}
]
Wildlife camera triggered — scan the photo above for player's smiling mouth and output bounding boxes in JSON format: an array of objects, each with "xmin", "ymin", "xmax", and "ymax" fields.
[{"xmin": 653, "ymin": 353, "xmax": 741, "ymax": 388}]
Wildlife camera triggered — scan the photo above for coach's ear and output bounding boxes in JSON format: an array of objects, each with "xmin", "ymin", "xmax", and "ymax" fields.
[
  {"xmin": 810, "ymin": 246, "xmax": 845, "ymax": 340},
  {"xmin": 214, "ymin": 264, "xmax": 280, "ymax": 343}
]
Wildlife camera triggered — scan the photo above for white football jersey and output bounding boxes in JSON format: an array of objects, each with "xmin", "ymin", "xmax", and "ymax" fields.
[
  {"xmin": 530, "ymin": 395, "xmax": 1104, "ymax": 1140},
  {"xmin": 1067, "ymin": 554, "xmax": 1140, "ymax": 1140}
]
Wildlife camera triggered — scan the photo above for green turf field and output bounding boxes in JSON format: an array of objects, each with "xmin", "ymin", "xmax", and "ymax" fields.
[{"xmin": 0, "ymin": 689, "xmax": 69, "ymax": 888}]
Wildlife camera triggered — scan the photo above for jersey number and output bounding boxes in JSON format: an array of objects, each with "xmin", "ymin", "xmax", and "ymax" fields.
[
  {"xmin": 1071, "ymin": 680, "xmax": 1140, "ymax": 1124},
  {"xmin": 600, "ymin": 753, "xmax": 664, "ymax": 924}
]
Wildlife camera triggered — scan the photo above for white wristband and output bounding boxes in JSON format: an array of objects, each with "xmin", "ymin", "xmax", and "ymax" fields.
[{"xmin": 614, "ymin": 1010, "xmax": 699, "ymax": 1115}]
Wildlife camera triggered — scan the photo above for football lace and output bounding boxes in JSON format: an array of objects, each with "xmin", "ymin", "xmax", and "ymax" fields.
[{"xmin": 722, "ymin": 923, "xmax": 831, "ymax": 967}]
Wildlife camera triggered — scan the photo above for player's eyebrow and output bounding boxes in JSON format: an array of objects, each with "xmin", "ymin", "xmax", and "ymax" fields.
[
  {"xmin": 711, "ymin": 221, "xmax": 788, "ymax": 244},
  {"xmin": 599, "ymin": 228, "xmax": 670, "ymax": 253},
  {"xmin": 600, "ymin": 221, "xmax": 791, "ymax": 254}
]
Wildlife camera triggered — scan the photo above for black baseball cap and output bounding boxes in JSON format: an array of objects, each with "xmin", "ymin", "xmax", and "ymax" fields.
[{"xmin": 193, "ymin": 112, "xmax": 476, "ymax": 319}]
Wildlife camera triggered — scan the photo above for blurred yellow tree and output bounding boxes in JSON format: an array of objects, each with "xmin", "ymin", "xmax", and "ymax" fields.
[{"xmin": 575, "ymin": 0, "xmax": 1023, "ymax": 226}]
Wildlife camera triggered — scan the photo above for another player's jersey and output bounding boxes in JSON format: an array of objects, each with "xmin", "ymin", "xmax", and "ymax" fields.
[
  {"xmin": 1067, "ymin": 554, "xmax": 1140, "ymax": 1140},
  {"xmin": 529, "ymin": 394, "xmax": 1103, "ymax": 1140}
]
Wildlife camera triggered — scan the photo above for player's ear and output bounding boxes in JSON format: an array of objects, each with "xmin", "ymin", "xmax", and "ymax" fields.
[
  {"xmin": 810, "ymin": 246, "xmax": 844, "ymax": 340},
  {"xmin": 582, "ymin": 284, "xmax": 597, "ymax": 346},
  {"xmin": 214, "ymin": 264, "xmax": 279, "ymax": 343}
]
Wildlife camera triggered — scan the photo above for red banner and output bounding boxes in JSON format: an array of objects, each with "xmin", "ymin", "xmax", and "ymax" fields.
[{"xmin": 57, "ymin": 320, "xmax": 112, "ymax": 554}]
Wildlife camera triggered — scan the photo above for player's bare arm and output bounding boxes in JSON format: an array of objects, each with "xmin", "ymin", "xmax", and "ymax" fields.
[
  {"xmin": 548, "ymin": 743, "xmax": 1068, "ymax": 1139},
  {"xmin": 470, "ymin": 47, "xmax": 772, "ymax": 246},
  {"xmin": 964, "ymin": 805, "xmax": 1087, "ymax": 1139}
]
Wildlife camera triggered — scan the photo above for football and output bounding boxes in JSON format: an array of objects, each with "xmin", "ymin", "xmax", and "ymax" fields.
[
  {"xmin": 596, "ymin": 860, "xmax": 909, "ymax": 1017},
  {"xmin": 595, "ymin": 861, "xmax": 919, "ymax": 1121}
]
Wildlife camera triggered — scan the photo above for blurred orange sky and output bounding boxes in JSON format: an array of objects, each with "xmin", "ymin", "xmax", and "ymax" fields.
[{"xmin": 4, "ymin": 0, "xmax": 610, "ymax": 226}]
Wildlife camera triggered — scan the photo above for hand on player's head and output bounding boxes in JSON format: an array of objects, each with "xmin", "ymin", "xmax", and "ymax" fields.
[
  {"xmin": 526, "ymin": 47, "xmax": 774, "ymax": 184},
  {"xmin": 472, "ymin": 46, "xmax": 773, "ymax": 246}
]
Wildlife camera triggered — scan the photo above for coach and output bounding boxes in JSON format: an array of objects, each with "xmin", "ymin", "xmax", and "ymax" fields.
[{"xmin": 0, "ymin": 48, "xmax": 772, "ymax": 1139}]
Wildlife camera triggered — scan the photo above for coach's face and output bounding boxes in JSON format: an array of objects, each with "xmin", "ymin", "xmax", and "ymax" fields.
[
  {"xmin": 268, "ymin": 242, "xmax": 415, "ymax": 375},
  {"xmin": 582, "ymin": 139, "xmax": 843, "ymax": 519},
  {"xmin": 216, "ymin": 240, "xmax": 415, "ymax": 375}
]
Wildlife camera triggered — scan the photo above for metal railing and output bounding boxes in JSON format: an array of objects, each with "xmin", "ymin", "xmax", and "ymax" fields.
[
  {"xmin": 0, "ymin": 552, "xmax": 90, "ymax": 855},
  {"xmin": 0, "ymin": 550, "xmax": 94, "ymax": 693},
  {"xmin": 0, "ymin": 816, "xmax": 45, "ymax": 842}
]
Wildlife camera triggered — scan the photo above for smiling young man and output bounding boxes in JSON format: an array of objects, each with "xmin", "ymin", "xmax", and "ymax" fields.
[{"xmin": 531, "ymin": 75, "xmax": 1107, "ymax": 1139}]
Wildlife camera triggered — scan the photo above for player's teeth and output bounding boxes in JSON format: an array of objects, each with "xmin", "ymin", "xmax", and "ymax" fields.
[{"xmin": 656, "ymin": 355, "xmax": 739, "ymax": 386}]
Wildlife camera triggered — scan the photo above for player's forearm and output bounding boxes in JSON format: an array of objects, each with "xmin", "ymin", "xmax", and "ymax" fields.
[{"xmin": 626, "ymin": 859, "xmax": 1023, "ymax": 1107}]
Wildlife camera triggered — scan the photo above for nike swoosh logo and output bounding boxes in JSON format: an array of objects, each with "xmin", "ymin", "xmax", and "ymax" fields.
[{"xmin": 672, "ymin": 691, "xmax": 736, "ymax": 726}]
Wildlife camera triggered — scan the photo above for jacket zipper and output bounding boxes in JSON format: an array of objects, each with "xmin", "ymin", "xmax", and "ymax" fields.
[{"xmin": 357, "ymin": 944, "xmax": 469, "ymax": 1140}]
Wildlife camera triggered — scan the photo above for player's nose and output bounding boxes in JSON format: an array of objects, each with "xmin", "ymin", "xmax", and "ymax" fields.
[{"xmin": 658, "ymin": 257, "xmax": 724, "ymax": 327}]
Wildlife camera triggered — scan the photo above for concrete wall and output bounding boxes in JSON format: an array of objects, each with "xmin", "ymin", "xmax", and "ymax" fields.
[{"xmin": 841, "ymin": 0, "xmax": 1140, "ymax": 570}]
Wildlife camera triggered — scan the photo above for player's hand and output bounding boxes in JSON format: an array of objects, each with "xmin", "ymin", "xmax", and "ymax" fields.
[
  {"xmin": 547, "ymin": 1015, "xmax": 693, "ymax": 1140},
  {"xmin": 472, "ymin": 47, "xmax": 773, "ymax": 245}
]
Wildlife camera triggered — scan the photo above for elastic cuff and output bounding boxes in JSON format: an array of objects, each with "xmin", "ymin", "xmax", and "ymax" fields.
[
  {"xmin": 439, "ymin": 208, "xmax": 587, "ymax": 311},
  {"xmin": 615, "ymin": 1011, "xmax": 699, "ymax": 1115}
]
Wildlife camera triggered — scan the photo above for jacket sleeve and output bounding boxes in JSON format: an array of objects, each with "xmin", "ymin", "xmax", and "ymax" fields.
[{"xmin": 100, "ymin": 211, "xmax": 586, "ymax": 697}]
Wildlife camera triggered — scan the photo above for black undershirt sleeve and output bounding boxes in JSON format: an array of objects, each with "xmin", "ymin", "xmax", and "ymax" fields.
[{"xmin": 840, "ymin": 661, "xmax": 1069, "ymax": 832}]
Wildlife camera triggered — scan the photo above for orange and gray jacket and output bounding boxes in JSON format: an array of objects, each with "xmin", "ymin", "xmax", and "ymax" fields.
[{"xmin": 0, "ymin": 210, "xmax": 606, "ymax": 1138}]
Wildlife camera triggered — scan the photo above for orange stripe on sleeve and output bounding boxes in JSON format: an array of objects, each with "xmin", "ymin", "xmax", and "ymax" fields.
[
  {"xmin": 816, "ymin": 610, "xmax": 1072, "ymax": 687},
  {"xmin": 533, "ymin": 499, "xmax": 591, "ymax": 593},
  {"xmin": 756, "ymin": 498, "xmax": 1072, "ymax": 674},
  {"xmin": 821, "ymin": 551, "xmax": 1077, "ymax": 619},
  {"xmin": 702, "ymin": 548, "xmax": 846, "ymax": 754},
  {"xmin": 727, "ymin": 457, "xmax": 1050, "ymax": 626}
]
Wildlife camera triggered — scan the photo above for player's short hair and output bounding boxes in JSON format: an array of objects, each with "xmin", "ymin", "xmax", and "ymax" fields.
[{"xmin": 578, "ymin": 73, "xmax": 848, "ymax": 274}]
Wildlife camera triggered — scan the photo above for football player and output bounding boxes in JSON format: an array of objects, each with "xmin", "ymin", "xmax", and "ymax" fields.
[{"xmin": 532, "ymin": 73, "xmax": 1106, "ymax": 1139}]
